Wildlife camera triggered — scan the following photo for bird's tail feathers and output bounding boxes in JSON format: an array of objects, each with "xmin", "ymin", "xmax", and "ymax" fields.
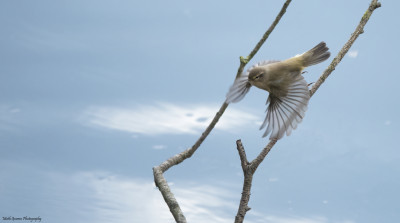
[{"xmin": 301, "ymin": 42, "xmax": 330, "ymax": 67}]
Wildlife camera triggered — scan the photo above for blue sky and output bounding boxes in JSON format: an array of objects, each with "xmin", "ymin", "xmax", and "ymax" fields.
[{"xmin": 1, "ymin": 0, "xmax": 399, "ymax": 222}]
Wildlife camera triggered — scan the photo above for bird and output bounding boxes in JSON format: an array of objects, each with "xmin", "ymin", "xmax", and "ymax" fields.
[{"xmin": 226, "ymin": 42, "xmax": 330, "ymax": 140}]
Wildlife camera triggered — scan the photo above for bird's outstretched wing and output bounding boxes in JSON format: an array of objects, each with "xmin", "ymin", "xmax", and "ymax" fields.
[
  {"xmin": 225, "ymin": 60, "xmax": 279, "ymax": 103},
  {"xmin": 225, "ymin": 74, "xmax": 251, "ymax": 103},
  {"xmin": 260, "ymin": 74, "xmax": 310, "ymax": 140}
]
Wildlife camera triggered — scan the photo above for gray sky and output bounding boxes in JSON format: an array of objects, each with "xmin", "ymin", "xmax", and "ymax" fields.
[{"xmin": 1, "ymin": 0, "xmax": 399, "ymax": 223}]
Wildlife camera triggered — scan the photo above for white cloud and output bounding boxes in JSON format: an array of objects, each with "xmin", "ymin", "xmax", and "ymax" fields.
[
  {"xmin": 183, "ymin": 9, "xmax": 192, "ymax": 18},
  {"xmin": 82, "ymin": 102, "xmax": 258, "ymax": 135},
  {"xmin": 78, "ymin": 172, "xmax": 175, "ymax": 223},
  {"xmin": 248, "ymin": 213, "xmax": 354, "ymax": 223},
  {"xmin": 68, "ymin": 174, "xmax": 353, "ymax": 223},
  {"xmin": 268, "ymin": 177, "xmax": 279, "ymax": 182},
  {"xmin": 348, "ymin": 50, "xmax": 358, "ymax": 58},
  {"xmin": 9, "ymin": 108, "xmax": 21, "ymax": 113},
  {"xmin": 0, "ymin": 105, "xmax": 21, "ymax": 132},
  {"xmin": 0, "ymin": 162, "xmax": 355, "ymax": 223},
  {"xmin": 153, "ymin": 144, "xmax": 167, "ymax": 150},
  {"xmin": 24, "ymin": 170, "xmax": 236, "ymax": 223}
]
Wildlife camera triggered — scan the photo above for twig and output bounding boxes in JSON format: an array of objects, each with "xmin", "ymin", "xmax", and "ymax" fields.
[
  {"xmin": 235, "ymin": 139, "xmax": 277, "ymax": 223},
  {"xmin": 310, "ymin": 0, "xmax": 381, "ymax": 96},
  {"xmin": 236, "ymin": 0, "xmax": 292, "ymax": 79},
  {"xmin": 234, "ymin": 1, "xmax": 381, "ymax": 222},
  {"xmin": 153, "ymin": 103, "xmax": 228, "ymax": 223},
  {"xmin": 152, "ymin": 1, "xmax": 293, "ymax": 222}
]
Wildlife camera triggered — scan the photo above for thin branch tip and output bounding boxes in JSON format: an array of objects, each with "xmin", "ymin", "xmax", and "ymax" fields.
[{"xmin": 240, "ymin": 56, "xmax": 249, "ymax": 64}]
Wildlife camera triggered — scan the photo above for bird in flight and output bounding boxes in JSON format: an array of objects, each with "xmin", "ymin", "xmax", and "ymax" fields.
[{"xmin": 226, "ymin": 42, "xmax": 330, "ymax": 140}]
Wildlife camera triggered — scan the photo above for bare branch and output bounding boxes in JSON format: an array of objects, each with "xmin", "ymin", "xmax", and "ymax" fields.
[
  {"xmin": 153, "ymin": 102, "xmax": 228, "ymax": 223},
  {"xmin": 153, "ymin": 167, "xmax": 186, "ymax": 222},
  {"xmin": 250, "ymin": 139, "xmax": 278, "ymax": 173},
  {"xmin": 236, "ymin": 139, "xmax": 249, "ymax": 171},
  {"xmin": 310, "ymin": 0, "xmax": 381, "ymax": 96},
  {"xmin": 234, "ymin": 139, "xmax": 277, "ymax": 223},
  {"xmin": 153, "ymin": 0, "xmax": 294, "ymax": 222},
  {"xmin": 236, "ymin": 0, "xmax": 292, "ymax": 79},
  {"xmin": 234, "ymin": 140, "xmax": 251, "ymax": 223},
  {"xmin": 235, "ymin": 169, "xmax": 253, "ymax": 223},
  {"xmin": 234, "ymin": 1, "xmax": 381, "ymax": 222}
]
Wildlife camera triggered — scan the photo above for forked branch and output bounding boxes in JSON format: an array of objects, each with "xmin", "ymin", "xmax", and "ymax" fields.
[
  {"xmin": 234, "ymin": 1, "xmax": 381, "ymax": 222},
  {"xmin": 153, "ymin": 1, "xmax": 293, "ymax": 222}
]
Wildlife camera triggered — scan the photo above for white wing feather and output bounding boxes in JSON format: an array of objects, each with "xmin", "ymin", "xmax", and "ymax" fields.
[{"xmin": 261, "ymin": 75, "xmax": 310, "ymax": 139}]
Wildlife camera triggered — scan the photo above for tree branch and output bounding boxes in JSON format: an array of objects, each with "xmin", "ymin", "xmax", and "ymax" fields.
[
  {"xmin": 153, "ymin": 102, "xmax": 228, "ymax": 223},
  {"xmin": 236, "ymin": 139, "xmax": 249, "ymax": 171},
  {"xmin": 234, "ymin": 1, "xmax": 381, "ymax": 222},
  {"xmin": 310, "ymin": 0, "xmax": 381, "ymax": 96},
  {"xmin": 234, "ymin": 139, "xmax": 277, "ymax": 223},
  {"xmin": 153, "ymin": 1, "xmax": 293, "ymax": 222},
  {"xmin": 236, "ymin": 0, "xmax": 292, "ymax": 79}
]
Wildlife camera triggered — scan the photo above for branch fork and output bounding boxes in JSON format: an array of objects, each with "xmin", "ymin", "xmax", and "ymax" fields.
[{"xmin": 153, "ymin": 1, "xmax": 380, "ymax": 222}]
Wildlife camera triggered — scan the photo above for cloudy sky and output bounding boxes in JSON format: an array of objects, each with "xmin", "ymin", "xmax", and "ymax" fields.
[{"xmin": 1, "ymin": 0, "xmax": 399, "ymax": 223}]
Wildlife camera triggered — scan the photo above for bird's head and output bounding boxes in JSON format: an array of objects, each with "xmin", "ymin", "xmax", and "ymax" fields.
[{"xmin": 248, "ymin": 67, "xmax": 268, "ymax": 89}]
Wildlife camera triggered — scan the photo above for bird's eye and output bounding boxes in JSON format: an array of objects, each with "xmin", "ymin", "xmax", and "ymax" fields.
[{"xmin": 254, "ymin": 73, "xmax": 263, "ymax": 80}]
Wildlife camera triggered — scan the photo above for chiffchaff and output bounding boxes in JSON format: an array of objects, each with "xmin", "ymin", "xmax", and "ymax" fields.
[{"xmin": 226, "ymin": 42, "xmax": 330, "ymax": 140}]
